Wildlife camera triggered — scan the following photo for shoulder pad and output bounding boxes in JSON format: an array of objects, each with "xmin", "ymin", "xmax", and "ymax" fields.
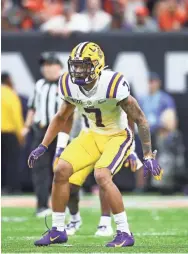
[{"xmin": 105, "ymin": 71, "xmax": 127, "ymax": 99}]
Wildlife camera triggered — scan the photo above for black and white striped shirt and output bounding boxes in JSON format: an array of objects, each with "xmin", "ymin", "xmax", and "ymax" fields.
[{"xmin": 28, "ymin": 79, "xmax": 60, "ymax": 127}]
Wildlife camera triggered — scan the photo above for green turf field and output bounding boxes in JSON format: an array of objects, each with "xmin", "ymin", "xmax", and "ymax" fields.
[{"xmin": 2, "ymin": 196, "xmax": 188, "ymax": 253}]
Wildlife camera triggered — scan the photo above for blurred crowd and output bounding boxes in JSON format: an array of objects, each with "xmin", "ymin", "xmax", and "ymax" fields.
[{"xmin": 2, "ymin": 0, "xmax": 188, "ymax": 34}]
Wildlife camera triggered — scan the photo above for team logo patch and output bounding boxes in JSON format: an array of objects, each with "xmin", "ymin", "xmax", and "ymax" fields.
[
  {"xmin": 98, "ymin": 99, "xmax": 106, "ymax": 104},
  {"xmin": 87, "ymin": 101, "xmax": 92, "ymax": 105},
  {"xmin": 70, "ymin": 98, "xmax": 82, "ymax": 104},
  {"xmin": 114, "ymin": 240, "xmax": 126, "ymax": 247},
  {"xmin": 50, "ymin": 235, "xmax": 60, "ymax": 242}
]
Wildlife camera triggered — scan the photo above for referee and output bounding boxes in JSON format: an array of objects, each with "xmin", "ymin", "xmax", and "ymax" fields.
[{"xmin": 23, "ymin": 53, "xmax": 71, "ymax": 217}]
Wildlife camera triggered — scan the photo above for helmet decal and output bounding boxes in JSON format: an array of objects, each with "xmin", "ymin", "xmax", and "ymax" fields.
[{"xmin": 74, "ymin": 42, "xmax": 89, "ymax": 58}]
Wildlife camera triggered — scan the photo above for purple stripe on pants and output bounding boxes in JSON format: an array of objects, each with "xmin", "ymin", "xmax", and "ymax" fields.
[
  {"xmin": 108, "ymin": 130, "xmax": 132, "ymax": 172},
  {"xmin": 112, "ymin": 138, "xmax": 133, "ymax": 175}
]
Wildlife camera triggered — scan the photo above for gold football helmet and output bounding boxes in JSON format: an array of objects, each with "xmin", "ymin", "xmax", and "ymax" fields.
[{"xmin": 68, "ymin": 42, "xmax": 105, "ymax": 86}]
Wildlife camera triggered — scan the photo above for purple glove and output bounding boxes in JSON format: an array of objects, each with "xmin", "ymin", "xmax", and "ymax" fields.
[
  {"xmin": 127, "ymin": 153, "xmax": 137, "ymax": 162},
  {"xmin": 124, "ymin": 152, "xmax": 137, "ymax": 172},
  {"xmin": 53, "ymin": 147, "xmax": 64, "ymax": 170},
  {"xmin": 143, "ymin": 150, "xmax": 163, "ymax": 180},
  {"xmin": 28, "ymin": 144, "xmax": 48, "ymax": 168}
]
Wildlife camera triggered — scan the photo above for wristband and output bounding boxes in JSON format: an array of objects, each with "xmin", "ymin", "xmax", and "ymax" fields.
[
  {"xmin": 40, "ymin": 144, "xmax": 48, "ymax": 149},
  {"xmin": 57, "ymin": 132, "xmax": 69, "ymax": 148}
]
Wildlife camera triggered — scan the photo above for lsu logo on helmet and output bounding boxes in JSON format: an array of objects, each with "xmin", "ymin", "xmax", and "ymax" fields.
[{"xmin": 68, "ymin": 42, "xmax": 105, "ymax": 86}]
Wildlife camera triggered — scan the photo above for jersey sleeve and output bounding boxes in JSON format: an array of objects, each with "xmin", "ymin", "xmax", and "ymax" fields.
[
  {"xmin": 106, "ymin": 72, "xmax": 130, "ymax": 101},
  {"xmin": 116, "ymin": 78, "xmax": 130, "ymax": 101}
]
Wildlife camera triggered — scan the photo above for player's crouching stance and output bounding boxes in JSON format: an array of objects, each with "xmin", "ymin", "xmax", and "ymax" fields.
[{"xmin": 28, "ymin": 42, "xmax": 163, "ymax": 247}]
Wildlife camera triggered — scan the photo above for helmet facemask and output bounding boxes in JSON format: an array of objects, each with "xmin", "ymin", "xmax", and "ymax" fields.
[{"xmin": 68, "ymin": 57, "xmax": 96, "ymax": 86}]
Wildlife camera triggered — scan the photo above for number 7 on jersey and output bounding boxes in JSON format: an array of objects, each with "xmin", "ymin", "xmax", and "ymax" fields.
[{"xmin": 84, "ymin": 108, "xmax": 105, "ymax": 127}]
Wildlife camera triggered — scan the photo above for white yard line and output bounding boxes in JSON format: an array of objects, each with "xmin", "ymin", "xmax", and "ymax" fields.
[{"xmin": 2, "ymin": 195, "xmax": 188, "ymax": 208}]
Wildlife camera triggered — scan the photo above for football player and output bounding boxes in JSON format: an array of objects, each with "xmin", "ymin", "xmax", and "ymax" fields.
[
  {"xmin": 65, "ymin": 142, "xmax": 143, "ymax": 237},
  {"xmin": 28, "ymin": 42, "xmax": 163, "ymax": 247},
  {"xmin": 57, "ymin": 114, "xmax": 143, "ymax": 237}
]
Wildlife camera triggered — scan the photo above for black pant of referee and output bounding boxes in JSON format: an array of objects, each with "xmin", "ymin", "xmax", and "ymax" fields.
[
  {"xmin": 31, "ymin": 124, "xmax": 57, "ymax": 215},
  {"xmin": 2, "ymin": 132, "xmax": 21, "ymax": 193}
]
